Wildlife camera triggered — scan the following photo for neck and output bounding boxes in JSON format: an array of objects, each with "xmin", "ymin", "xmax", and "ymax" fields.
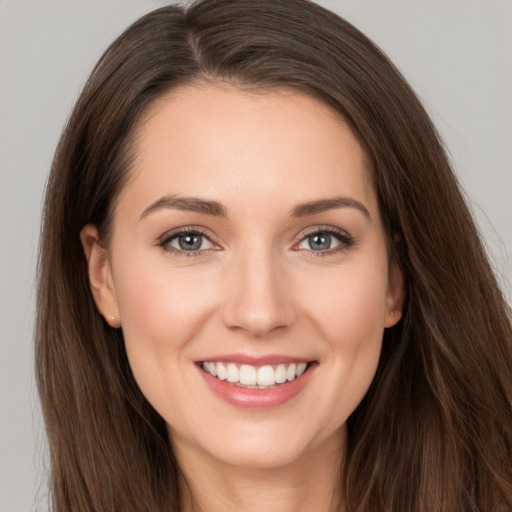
[{"xmin": 173, "ymin": 427, "xmax": 346, "ymax": 512}]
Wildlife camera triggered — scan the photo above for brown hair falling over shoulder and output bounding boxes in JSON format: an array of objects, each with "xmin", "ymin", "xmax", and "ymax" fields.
[{"xmin": 36, "ymin": 0, "xmax": 512, "ymax": 510}]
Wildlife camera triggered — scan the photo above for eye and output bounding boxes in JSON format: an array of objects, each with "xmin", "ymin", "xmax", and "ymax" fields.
[
  {"xmin": 159, "ymin": 229, "xmax": 215, "ymax": 253},
  {"xmin": 298, "ymin": 232, "xmax": 339, "ymax": 251},
  {"xmin": 295, "ymin": 228, "xmax": 353, "ymax": 254}
]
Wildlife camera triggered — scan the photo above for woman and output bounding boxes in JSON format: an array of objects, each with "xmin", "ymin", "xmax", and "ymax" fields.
[{"xmin": 36, "ymin": 0, "xmax": 512, "ymax": 510}]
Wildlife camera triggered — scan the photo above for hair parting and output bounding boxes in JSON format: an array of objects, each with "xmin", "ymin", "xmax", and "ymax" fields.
[{"xmin": 36, "ymin": 1, "xmax": 512, "ymax": 510}]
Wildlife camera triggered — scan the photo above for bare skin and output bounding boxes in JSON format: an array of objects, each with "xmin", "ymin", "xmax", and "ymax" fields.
[
  {"xmin": 81, "ymin": 84, "xmax": 404, "ymax": 512},
  {"xmin": 175, "ymin": 425, "xmax": 344, "ymax": 512}
]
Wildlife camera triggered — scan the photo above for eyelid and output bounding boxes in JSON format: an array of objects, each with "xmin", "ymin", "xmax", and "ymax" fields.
[
  {"xmin": 292, "ymin": 225, "xmax": 355, "ymax": 255},
  {"xmin": 294, "ymin": 224, "xmax": 352, "ymax": 242},
  {"xmin": 157, "ymin": 226, "xmax": 221, "ymax": 257},
  {"xmin": 156, "ymin": 224, "xmax": 354, "ymax": 258}
]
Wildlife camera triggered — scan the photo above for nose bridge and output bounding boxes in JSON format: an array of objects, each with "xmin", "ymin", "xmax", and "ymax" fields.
[{"xmin": 222, "ymin": 237, "xmax": 295, "ymax": 337}]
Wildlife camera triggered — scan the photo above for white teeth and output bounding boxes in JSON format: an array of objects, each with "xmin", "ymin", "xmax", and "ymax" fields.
[
  {"xmin": 216, "ymin": 362, "xmax": 227, "ymax": 381},
  {"xmin": 226, "ymin": 363, "xmax": 239, "ymax": 383},
  {"xmin": 239, "ymin": 365, "xmax": 257, "ymax": 385},
  {"xmin": 275, "ymin": 364, "xmax": 287, "ymax": 384},
  {"xmin": 202, "ymin": 361, "xmax": 310, "ymax": 387},
  {"xmin": 257, "ymin": 365, "xmax": 275, "ymax": 386},
  {"xmin": 286, "ymin": 363, "xmax": 297, "ymax": 381},
  {"xmin": 296, "ymin": 362, "xmax": 307, "ymax": 377}
]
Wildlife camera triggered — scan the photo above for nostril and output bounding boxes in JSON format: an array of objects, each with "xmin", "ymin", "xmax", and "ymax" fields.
[{"xmin": 220, "ymin": 269, "xmax": 296, "ymax": 336}]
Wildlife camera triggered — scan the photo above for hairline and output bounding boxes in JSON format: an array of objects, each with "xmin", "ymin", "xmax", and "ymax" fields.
[{"xmin": 100, "ymin": 78, "xmax": 379, "ymax": 246}]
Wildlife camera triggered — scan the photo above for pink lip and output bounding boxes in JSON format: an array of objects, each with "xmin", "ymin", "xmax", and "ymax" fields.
[{"xmin": 197, "ymin": 360, "xmax": 317, "ymax": 410}]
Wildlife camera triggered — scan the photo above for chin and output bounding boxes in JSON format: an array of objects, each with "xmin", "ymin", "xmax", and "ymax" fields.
[
  {"xmin": 207, "ymin": 440, "xmax": 313, "ymax": 470},
  {"xmin": 171, "ymin": 416, "xmax": 345, "ymax": 471}
]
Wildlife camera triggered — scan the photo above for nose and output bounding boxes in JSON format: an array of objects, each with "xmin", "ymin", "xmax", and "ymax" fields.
[{"xmin": 221, "ymin": 244, "xmax": 296, "ymax": 338}]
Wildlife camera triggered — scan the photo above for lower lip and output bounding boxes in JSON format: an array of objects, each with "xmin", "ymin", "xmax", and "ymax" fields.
[{"xmin": 198, "ymin": 363, "xmax": 317, "ymax": 409}]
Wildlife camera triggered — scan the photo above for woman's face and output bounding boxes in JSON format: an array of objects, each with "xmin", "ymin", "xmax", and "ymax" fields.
[{"xmin": 83, "ymin": 85, "xmax": 403, "ymax": 469}]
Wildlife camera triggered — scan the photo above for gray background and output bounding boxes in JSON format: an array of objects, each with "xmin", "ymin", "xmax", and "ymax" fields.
[{"xmin": 1, "ymin": 1, "xmax": 510, "ymax": 510}]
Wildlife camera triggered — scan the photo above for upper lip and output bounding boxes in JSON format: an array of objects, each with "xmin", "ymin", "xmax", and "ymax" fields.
[{"xmin": 197, "ymin": 353, "xmax": 314, "ymax": 366}]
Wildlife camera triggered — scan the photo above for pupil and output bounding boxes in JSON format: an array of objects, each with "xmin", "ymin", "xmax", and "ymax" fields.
[
  {"xmin": 309, "ymin": 233, "xmax": 331, "ymax": 250},
  {"xmin": 179, "ymin": 234, "xmax": 202, "ymax": 250}
]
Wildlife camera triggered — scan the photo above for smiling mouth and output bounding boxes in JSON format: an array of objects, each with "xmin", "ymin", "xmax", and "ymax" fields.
[{"xmin": 199, "ymin": 361, "xmax": 313, "ymax": 389}]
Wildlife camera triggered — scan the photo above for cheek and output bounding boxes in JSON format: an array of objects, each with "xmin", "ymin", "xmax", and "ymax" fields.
[
  {"xmin": 298, "ymin": 254, "xmax": 389, "ymax": 415},
  {"xmin": 303, "ymin": 255, "xmax": 389, "ymax": 343},
  {"xmin": 112, "ymin": 256, "xmax": 219, "ymax": 395},
  {"xmin": 115, "ymin": 257, "xmax": 218, "ymax": 340}
]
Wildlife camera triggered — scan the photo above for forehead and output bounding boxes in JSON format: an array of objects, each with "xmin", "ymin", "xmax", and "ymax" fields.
[{"xmin": 117, "ymin": 84, "xmax": 377, "ymax": 220}]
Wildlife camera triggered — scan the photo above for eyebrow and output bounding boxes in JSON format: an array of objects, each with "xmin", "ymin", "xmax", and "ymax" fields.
[
  {"xmin": 290, "ymin": 197, "xmax": 370, "ymax": 219},
  {"xmin": 139, "ymin": 195, "xmax": 370, "ymax": 221},
  {"xmin": 139, "ymin": 196, "xmax": 228, "ymax": 220}
]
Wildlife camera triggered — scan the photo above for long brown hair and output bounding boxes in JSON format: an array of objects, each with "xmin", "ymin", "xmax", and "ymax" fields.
[{"xmin": 36, "ymin": 0, "xmax": 512, "ymax": 510}]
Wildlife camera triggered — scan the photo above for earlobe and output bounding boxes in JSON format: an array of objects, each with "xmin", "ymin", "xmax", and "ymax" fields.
[
  {"xmin": 384, "ymin": 258, "xmax": 405, "ymax": 328},
  {"xmin": 80, "ymin": 225, "xmax": 121, "ymax": 327}
]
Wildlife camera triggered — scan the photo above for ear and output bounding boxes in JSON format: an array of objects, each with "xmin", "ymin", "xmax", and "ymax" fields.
[
  {"xmin": 80, "ymin": 225, "xmax": 121, "ymax": 328},
  {"xmin": 384, "ymin": 258, "xmax": 405, "ymax": 328}
]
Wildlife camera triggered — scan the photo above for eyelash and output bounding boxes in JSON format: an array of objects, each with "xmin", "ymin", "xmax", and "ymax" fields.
[
  {"xmin": 158, "ymin": 227, "xmax": 216, "ymax": 259},
  {"xmin": 294, "ymin": 226, "xmax": 355, "ymax": 258},
  {"xmin": 157, "ymin": 226, "xmax": 355, "ymax": 259}
]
